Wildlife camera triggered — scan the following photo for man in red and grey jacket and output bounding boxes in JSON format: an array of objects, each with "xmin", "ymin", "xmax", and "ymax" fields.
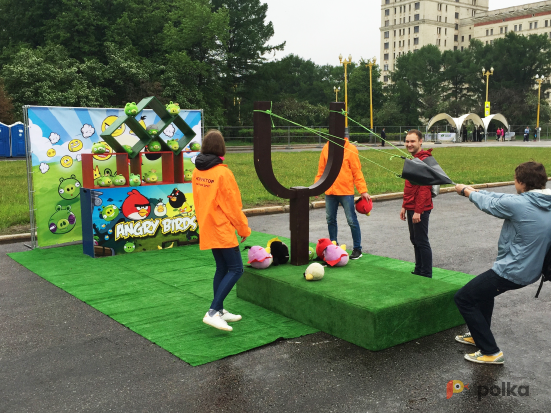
[{"xmin": 399, "ymin": 129, "xmax": 434, "ymax": 278}]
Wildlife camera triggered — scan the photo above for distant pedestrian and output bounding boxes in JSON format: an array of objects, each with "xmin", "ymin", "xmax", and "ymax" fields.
[
  {"xmin": 478, "ymin": 125, "xmax": 484, "ymax": 142},
  {"xmin": 381, "ymin": 128, "xmax": 386, "ymax": 147},
  {"xmin": 524, "ymin": 126, "xmax": 530, "ymax": 142},
  {"xmin": 534, "ymin": 128, "xmax": 538, "ymax": 142},
  {"xmin": 454, "ymin": 162, "xmax": 551, "ymax": 364}
]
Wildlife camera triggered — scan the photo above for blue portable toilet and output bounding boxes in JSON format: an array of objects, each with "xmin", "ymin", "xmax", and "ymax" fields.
[
  {"xmin": 10, "ymin": 122, "xmax": 26, "ymax": 157},
  {"xmin": 0, "ymin": 122, "xmax": 9, "ymax": 157}
]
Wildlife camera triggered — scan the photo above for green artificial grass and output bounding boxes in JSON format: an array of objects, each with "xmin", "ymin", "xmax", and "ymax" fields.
[
  {"xmin": 238, "ymin": 253, "xmax": 475, "ymax": 351},
  {"xmin": 7, "ymin": 231, "xmax": 318, "ymax": 366}
]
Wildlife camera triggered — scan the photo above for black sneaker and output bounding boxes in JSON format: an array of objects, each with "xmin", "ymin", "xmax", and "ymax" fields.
[{"xmin": 350, "ymin": 249, "xmax": 362, "ymax": 260}]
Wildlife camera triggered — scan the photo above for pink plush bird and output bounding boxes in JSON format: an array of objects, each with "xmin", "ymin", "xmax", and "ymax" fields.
[
  {"xmin": 316, "ymin": 238, "xmax": 349, "ymax": 267},
  {"xmin": 247, "ymin": 246, "xmax": 273, "ymax": 269}
]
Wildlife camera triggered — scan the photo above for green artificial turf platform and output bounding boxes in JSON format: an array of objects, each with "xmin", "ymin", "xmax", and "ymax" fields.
[
  {"xmin": 237, "ymin": 253, "xmax": 475, "ymax": 351},
  {"xmin": 7, "ymin": 231, "xmax": 318, "ymax": 366}
]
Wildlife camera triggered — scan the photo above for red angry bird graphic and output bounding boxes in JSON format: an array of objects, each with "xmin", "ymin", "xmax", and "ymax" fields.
[{"xmin": 122, "ymin": 189, "xmax": 151, "ymax": 221}]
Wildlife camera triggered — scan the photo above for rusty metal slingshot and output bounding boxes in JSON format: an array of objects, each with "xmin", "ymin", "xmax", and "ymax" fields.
[{"xmin": 253, "ymin": 101, "xmax": 346, "ymax": 265}]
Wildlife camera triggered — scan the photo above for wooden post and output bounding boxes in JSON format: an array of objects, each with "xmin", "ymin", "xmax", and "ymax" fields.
[{"xmin": 253, "ymin": 102, "xmax": 345, "ymax": 265}]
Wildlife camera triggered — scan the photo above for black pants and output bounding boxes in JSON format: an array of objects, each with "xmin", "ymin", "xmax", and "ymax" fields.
[
  {"xmin": 406, "ymin": 210, "xmax": 432, "ymax": 277},
  {"xmin": 454, "ymin": 269, "xmax": 524, "ymax": 355}
]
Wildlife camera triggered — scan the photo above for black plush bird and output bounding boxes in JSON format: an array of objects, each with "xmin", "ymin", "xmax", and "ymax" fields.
[{"xmin": 266, "ymin": 237, "xmax": 289, "ymax": 266}]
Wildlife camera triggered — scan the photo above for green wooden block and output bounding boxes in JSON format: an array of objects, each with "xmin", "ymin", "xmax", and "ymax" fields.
[{"xmin": 99, "ymin": 96, "xmax": 197, "ymax": 158}]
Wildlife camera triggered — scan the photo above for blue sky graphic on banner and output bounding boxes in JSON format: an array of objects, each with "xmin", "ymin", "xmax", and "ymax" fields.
[{"xmin": 26, "ymin": 106, "xmax": 202, "ymax": 248}]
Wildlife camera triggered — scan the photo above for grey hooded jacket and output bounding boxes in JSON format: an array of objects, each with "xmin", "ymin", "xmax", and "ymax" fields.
[{"xmin": 469, "ymin": 188, "xmax": 551, "ymax": 285}]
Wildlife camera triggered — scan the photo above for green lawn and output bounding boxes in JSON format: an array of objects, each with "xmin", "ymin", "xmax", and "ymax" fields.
[{"xmin": 2, "ymin": 146, "xmax": 551, "ymax": 234}]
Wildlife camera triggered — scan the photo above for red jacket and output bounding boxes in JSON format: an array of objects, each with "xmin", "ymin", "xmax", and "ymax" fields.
[{"xmin": 402, "ymin": 149, "xmax": 434, "ymax": 214}]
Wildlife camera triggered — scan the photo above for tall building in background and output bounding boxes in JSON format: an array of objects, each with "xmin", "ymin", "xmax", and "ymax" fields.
[{"xmin": 379, "ymin": 0, "xmax": 551, "ymax": 83}]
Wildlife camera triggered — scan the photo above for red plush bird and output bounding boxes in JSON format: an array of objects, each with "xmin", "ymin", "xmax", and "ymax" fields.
[{"xmin": 122, "ymin": 189, "xmax": 151, "ymax": 220}]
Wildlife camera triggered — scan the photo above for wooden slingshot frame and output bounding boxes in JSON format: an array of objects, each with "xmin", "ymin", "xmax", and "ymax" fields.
[{"xmin": 253, "ymin": 101, "xmax": 345, "ymax": 265}]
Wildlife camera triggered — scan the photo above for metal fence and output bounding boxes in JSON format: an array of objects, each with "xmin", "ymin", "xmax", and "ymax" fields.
[{"xmin": 206, "ymin": 123, "xmax": 551, "ymax": 146}]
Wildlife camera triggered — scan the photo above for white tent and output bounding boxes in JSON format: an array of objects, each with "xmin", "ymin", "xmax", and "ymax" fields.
[
  {"xmin": 427, "ymin": 113, "xmax": 484, "ymax": 133},
  {"xmin": 427, "ymin": 113, "xmax": 509, "ymax": 140},
  {"xmin": 482, "ymin": 114, "xmax": 509, "ymax": 133}
]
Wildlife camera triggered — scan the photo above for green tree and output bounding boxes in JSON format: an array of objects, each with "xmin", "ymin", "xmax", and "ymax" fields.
[
  {"xmin": 2, "ymin": 45, "xmax": 110, "ymax": 116},
  {"xmin": 348, "ymin": 61, "xmax": 384, "ymax": 127},
  {"xmin": 0, "ymin": 79, "xmax": 15, "ymax": 124},
  {"xmin": 440, "ymin": 48, "xmax": 479, "ymax": 116},
  {"xmin": 212, "ymin": 0, "xmax": 285, "ymax": 124}
]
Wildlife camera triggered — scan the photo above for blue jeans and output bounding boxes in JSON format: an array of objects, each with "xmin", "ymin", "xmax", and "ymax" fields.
[
  {"xmin": 210, "ymin": 247, "xmax": 244, "ymax": 312},
  {"xmin": 454, "ymin": 269, "xmax": 524, "ymax": 355},
  {"xmin": 407, "ymin": 209, "xmax": 432, "ymax": 277},
  {"xmin": 325, "ymin": 195, "xmax": 362, "ymax": 251}
]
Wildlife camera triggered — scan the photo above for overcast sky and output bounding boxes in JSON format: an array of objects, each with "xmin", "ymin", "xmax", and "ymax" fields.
[{"xmin": 264, "ymin": 0, "xmax": 538, "ymax": 66}]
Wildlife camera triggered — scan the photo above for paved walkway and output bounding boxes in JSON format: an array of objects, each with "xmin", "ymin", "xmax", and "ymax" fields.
[{"xmin": 1, "ymin": 184, "xmax": 550, "ymax": 412}]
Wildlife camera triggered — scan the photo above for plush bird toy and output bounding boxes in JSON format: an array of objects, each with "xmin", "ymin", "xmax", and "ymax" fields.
[
  {"xmin": 308, "ymin": 246, "xmax": 316, "ymax": 261},
  {"xmin": 244, "ymin": 246, "xmax": 273, "ymax": 269},
  {"xmin": 266, "ymin": 237, "xmax": 289, "ymax": 266},
  {"xmin": 304, "ymin": 262, "xmax": 324, "ymax": 281},
  {"xmin": 355, "ymin": 197, "xmax": 373, "ymax": 216},
  {"xmin": 316, "ymin": 238, "xmax": 349, "ymax": 267}
]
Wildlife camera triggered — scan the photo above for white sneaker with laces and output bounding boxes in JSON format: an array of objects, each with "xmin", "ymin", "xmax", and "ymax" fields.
[
  {"xmin": 203, "ymin": 311, "xmax": 232, "ymax": 331},
  {"xmin": 221, "ymin": 309, "xmax": 242, "ymax": 322}
]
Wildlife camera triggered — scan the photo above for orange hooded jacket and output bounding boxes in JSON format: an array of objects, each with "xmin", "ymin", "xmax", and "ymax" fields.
[
  {"xmin": 192, "ymin": 164, "xmax": 251, "ymax": 250},
  {"xmin": 314, "ymin": 139, "xmax": 368, "ymax": 196}
]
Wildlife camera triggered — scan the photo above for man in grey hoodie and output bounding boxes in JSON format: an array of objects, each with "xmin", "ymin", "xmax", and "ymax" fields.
[{"xmin": 453, "ymin": 162, "xmax": 551, "ymax": 365}]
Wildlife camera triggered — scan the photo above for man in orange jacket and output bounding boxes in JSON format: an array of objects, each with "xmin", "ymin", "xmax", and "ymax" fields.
[{"xmin": 315, "ymin": 138, "xmax": 370, "ymax": 259}]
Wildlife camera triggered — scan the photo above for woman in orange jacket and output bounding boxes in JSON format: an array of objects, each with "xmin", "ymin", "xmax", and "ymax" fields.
[{"xmin": 192, "ymin": 130, "xmax": 251, "ymax": 332}]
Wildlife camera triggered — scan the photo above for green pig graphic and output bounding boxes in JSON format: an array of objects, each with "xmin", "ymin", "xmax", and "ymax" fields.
[
  {"xmin": 101, "ymin": 205, "xmax": 119, "ymax": 221},
  {"xmin": 125, "ymin": 102, "xmax": 139, "ymax": 116},
  {"xmin": 58, "ymin": 175, "xmax": 81, "ymax": 200},
  {"xmin": 91, "ymin": 142, "xmax": 107, "ymax": 154},
  {"xmin": 129, "ymin": 173, "xmax": 141, "ymax": 186},
  {"xmin": 113, "ymin": 174, "xmax": 126, "ymax": 186},
  {"xmin": 124, "ymin": 241, "xmax": 136, "ymax": 253},
  {"xmin": 167, "ymin": 139, "xmax": 179, "ymax": 151},
  {"xmin": 166, "ymin": 101, "xmax": 180, "ymax": 115},
  {"xmin": 48, "ymin": 205, "xmax": 76, "ymax": 234}
]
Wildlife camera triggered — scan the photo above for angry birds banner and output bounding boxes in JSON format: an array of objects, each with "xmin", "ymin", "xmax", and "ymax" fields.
[
  {"xmin": 82, "ymin": 184, "xmax": 198, "ymax": 257},
  {"xmin": 25, "ymin": 106, "xmax": 202, "ymax": 248}
]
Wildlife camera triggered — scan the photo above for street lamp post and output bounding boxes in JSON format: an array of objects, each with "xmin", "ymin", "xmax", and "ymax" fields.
[
  {"xmin": 365, "ymin": 57, "xmax": 377, "ymax": 130},
  {"xmin": 535, "ymin": 75, "xmax": 545, "ymax": 136},
  {"xmin": 333, "ymin": 86, "xmax": 341, "ymax": 102},
  {"xmin": 482, "ymin": 67, "xmax": 494, "ymax": 116},
  {"xmin": 339, "ymin": 53, "xmax": 353, "ymax": 137}
]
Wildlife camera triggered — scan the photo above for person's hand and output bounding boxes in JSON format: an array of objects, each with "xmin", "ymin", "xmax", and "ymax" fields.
[
  {"xmin": 240, "ymin": 236, "xmax": 248, "ymax": 243},
  {"xmin": 412, "ymin": 212, "xmax": 421, "ymax": 224},
  {"xmin": 400, "ymin": 208, "xmax": 406, "ymax": 221},
  {"xmin": 361, "ymin": 192, "xmax": 371, "ymax": 201},
  {"xmin": 455, "ymin": 184, "xmax": 466, "ymax": 195}
]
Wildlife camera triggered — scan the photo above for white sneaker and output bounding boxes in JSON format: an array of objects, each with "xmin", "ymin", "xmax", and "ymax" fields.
[
  {"xmin": 203, "ymin": 311, "xmax": 232, "ymax": 331},
  {"xmin": 221, "ymin": 309, "xmax": 242, "ymax": 322}
]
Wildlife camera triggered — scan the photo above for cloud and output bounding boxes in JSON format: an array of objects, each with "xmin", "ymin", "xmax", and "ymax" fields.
[
  {"xmin": 81, "ymin": 124, "xmax": 95, "ymax": 139},
  {"xmin": 163, "ymin": 124, "xmax": 176, "ymax": 138},
  {"xmin": 39, "ymin": 163, "xmax": 49, "ymax": 174},
  {"xmin": 76, "ymin": 154, "xmax": 82, "ymax": 162},
  {"xmin": 48, "ymin": 133, "xmax": 60, "ymax": 144}
]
